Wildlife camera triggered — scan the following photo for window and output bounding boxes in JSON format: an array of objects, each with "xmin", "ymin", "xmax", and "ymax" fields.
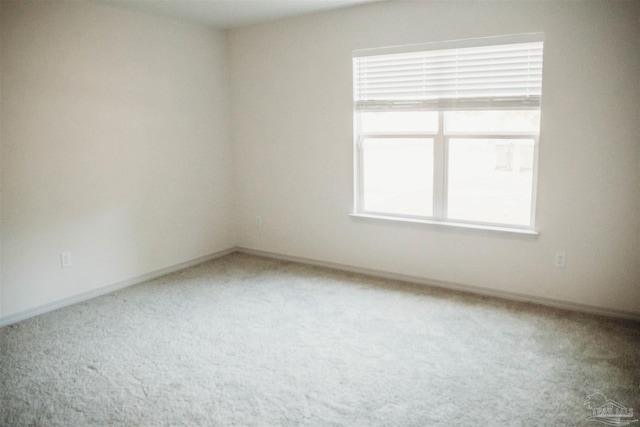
[{"xmin": 353, "ymin": 34, "xmax": 544, "ymax": 231}]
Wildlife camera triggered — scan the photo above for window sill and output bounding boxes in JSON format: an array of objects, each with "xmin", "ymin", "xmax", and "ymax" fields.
[{"xmin": 349, "ymin": 213, "xmax": 539, "ymax": 238}]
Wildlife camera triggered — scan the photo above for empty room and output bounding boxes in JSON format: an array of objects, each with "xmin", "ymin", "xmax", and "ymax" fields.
[{"xmin": 1, "ymin": 0, "xmax": 639, "ymax": 425}]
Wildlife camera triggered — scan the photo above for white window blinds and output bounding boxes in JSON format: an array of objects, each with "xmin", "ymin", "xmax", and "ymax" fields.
[{"xmin": 354, "ymin": 33, "xmax": 544, "ymax": 111}]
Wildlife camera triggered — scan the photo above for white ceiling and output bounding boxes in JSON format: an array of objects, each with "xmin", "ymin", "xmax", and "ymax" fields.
[{"xmin": 103, "ymin": 0, "xmax": 382, "ymax": 29}]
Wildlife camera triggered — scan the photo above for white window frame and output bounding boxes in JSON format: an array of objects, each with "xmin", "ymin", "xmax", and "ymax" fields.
[{"xmin": 352, "ymin": 34, "xmax": 544, "ymax": 235}]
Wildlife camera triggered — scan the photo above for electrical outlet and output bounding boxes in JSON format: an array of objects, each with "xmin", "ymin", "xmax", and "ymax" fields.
[
  {"xmin": 60, "ymin": 252, "xmax": 72, "ymax": 268},
  {"xmin": 254, "ymin": 215, "xmax": 262, "ymax": 228},
  {"xmin": 553, "ymin": 251, "xmax": 566, "ymax": 268}
]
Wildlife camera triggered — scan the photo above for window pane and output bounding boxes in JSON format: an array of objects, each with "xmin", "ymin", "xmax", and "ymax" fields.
[
  {"xmin": 362, "ymin": 138, "xmax": 433, "ymax": 217},
  {"xmin": 445, "ymin": 110, "xmax": 540, "ymax": 133},
  {"xmin": 447, "ymin": 138, "xmax": 534, "ymax": 226},
  {"xmin": 359, "ymin": 111, "xmax": 438, "ymax": 133}
]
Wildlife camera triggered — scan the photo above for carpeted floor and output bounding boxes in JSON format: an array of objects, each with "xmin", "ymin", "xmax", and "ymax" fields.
[{"xmin": 1, "ymin": 252, "xmax": 639, "ymax": 426}]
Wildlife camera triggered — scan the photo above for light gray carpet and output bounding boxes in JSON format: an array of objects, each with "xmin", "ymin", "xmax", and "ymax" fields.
[{"xmin": 1, "ymin": 253, "xmax": 639, "ymax": 426}]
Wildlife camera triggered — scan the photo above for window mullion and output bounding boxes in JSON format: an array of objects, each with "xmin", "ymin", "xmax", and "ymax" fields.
[
  {"xmin": 355, "ymin": 136, "xmax": 365, "ymax": 213},
  {"xmin": 433, "ymin": 111, "xmax": 446, "ymax": 220}
]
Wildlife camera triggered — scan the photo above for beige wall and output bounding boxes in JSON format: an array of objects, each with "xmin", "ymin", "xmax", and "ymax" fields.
[
  {"xmin": 0, "ymin": 1, "xmax": 234, "ymax": 318},
  {"xmin": 229, "ymin": 1, "xmax": 640, "ymax": 315}
]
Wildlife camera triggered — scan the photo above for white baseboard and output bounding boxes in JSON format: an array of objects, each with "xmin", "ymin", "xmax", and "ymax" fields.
[
  {"xmin": 236, "ymin": 247, "xmax": 640, "ymax": 323},
  {"xmin": 3, "ymin": 246, "xmax": 637, "ymax": 328},
  {"xmin": 0, "ymin": 248, "xmax": 236, "ymax": 327}
]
